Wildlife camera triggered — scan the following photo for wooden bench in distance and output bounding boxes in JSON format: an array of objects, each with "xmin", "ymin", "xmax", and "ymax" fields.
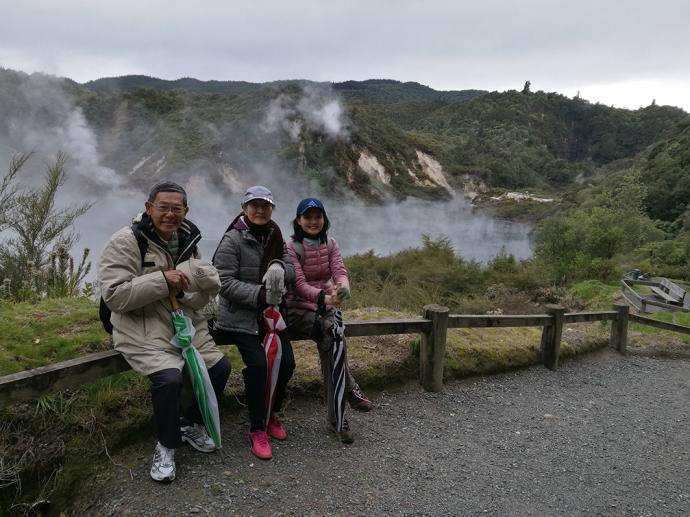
[
  {"xmin": 649, "ymin": 286, "xmax": 681, "ymax": 304},
  {"xmin": 659, "ymin": 278, "xmax": 686, "ymax": 300}
]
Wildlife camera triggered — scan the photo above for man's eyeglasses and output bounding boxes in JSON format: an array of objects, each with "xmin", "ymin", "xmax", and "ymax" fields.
[{"xmin": 152, "ymin": 204, "xmax": 186, "ymax": 215}]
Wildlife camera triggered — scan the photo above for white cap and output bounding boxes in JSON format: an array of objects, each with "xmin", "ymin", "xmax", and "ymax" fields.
[
  {"xmin": 176, "ymin": 259, "xmax": 220, "ymax": 294},
  {"xmin": 242, "ymin": 185, "xmax": 275, "ymax": 206}
]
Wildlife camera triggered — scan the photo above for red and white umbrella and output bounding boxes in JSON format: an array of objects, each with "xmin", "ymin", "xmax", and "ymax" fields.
[{"xmin": 261, "ymin": 305, "xmax": 287, "ymax": 424}]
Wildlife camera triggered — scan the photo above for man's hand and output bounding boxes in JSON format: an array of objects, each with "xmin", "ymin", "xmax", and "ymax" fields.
[{"xmin": 164, "ymin": 270, "xmax": 191, "ymax": 297}]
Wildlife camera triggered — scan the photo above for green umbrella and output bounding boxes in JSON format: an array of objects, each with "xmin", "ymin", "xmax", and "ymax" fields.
[{"xmin": 170, "ymin": 296, "xmax": 222, "ymax": 449}]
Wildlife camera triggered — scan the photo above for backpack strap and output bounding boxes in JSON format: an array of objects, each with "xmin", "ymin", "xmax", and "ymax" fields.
[
  {"xmin": 100, "ymin": 226, "xmax": 150, "ymax": 335},
  {"xmin": 292, "ymin": 237, "xmax": 333, "ymax": 266},
  {"xmin": 130, "ymin": 224, "xmax": 150, "ymax": 267},
  {"xmin": 292, "ymin": 240, "xmax": 305, "ymax": 265}
]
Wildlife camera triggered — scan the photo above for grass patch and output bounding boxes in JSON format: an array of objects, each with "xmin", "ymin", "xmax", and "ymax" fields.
[
  {"xmin": 0, "ymin": 371, "xmax": 152, "ymax": 512},
  {"xmin": 0, "ymin": 297, "xmax": 109, "ymax": 375},
  {"xmin": 627, "ymin": 310, "xmax": 690, "ymax": 352},
  {"xmin": 569, "ymin": 280, "xmax": 619, "ymax": 309},
  {"xmin": 566, "ymin": 280, "xmax": 690, "ymax": 352},
  {"xmin": 445, "ymin": 322, "xmax": 609, "ymax": 379}
]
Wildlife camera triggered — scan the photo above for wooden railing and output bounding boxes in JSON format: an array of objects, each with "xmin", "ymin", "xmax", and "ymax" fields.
[
  {"xmin": 621, "ymin": 278, "xmax": 690, "ymax": 313},
  {"xmin": 3, "ymin": 302, "xmax": 690, "ymax": 406}
]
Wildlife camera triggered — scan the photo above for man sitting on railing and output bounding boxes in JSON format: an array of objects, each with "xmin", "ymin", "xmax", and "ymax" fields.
[{"xmin": 98, "ymin": 181, "xmax": 230, "ymax": 483}]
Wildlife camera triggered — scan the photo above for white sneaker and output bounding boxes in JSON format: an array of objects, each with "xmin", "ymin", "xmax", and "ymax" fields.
[
  {"xmin": 150, "ymin": 442, "xmax": 176, "ymax": 482},
  {"xmin": 181, "ymin": 423, "xmax": 216, "ymax": 453}
]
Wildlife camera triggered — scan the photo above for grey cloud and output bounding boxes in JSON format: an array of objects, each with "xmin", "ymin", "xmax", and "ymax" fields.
[{"xmin": 2, "ymin": 0, "xmax": 690, "ymax": 110}]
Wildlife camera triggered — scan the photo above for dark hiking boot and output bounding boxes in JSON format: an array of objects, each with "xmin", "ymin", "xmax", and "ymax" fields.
[
  {"xmin": 329, "ymin": 419, "xmax": 355, "ymax": 444},
  {"xmin": 347, "ymin": 385, "xmax": 373, "ymax": 412}
]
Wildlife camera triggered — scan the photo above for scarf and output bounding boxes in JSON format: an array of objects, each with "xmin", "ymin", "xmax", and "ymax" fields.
[{"xmin": 229, "ymin": 213, "xmax": 285, "ymax": 278}]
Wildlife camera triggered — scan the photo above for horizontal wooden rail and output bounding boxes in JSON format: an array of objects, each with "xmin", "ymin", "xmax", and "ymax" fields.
[
  {"xmin": 0, "ymin": 350, "xmax": 129, "ymax": 406},
  {"xmin": 643, "ymin": 297, "xmax": 690, "ymax": 312},
  {"xmin": 625, "ymin": 279, "xmax": 658, "ymax": 286},
  {"xmin": 629, "ymin": 314, "xmax": 690, "ymax": 336},
  {"xmin": 563, "ymin": 311, "xmax": 617, "ymax": 323},
  {"xmin": 5, "ymin": 303, "xmax": 683, "ymax": 405},
  {"xmin": 0, "ymin": 319, "xmax": 432, "ymax": 406},
  {"xmin": 345, "ymin": 319, "xmax": 431, "ymax": 337},
  {"xmin": 448, "ymin": 314, "xmax": 551, "ymax": 328}
]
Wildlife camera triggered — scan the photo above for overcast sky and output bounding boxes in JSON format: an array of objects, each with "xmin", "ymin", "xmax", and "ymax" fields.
[{"xmin": 2, "ymin": 0, "xmax": 689, "ymax": 111}]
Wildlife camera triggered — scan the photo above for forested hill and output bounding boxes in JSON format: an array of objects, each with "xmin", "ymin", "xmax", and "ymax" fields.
[
  {"xmin": 642, "ymin": 117, "xmax": 690, "ymax": 223},
  {"xmin": 82, "ymin": 75, "xmax": 487, "ymax": 103},
  {"xmin": 0, "ymin": 68, "xmax": 687, "ymax": 206}
]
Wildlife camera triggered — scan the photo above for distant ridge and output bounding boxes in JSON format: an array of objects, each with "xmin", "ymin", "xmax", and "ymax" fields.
[
  {"xmin": 82, "ymin": 75, "xmax": 487, "ymax": 103},
  {"xmin": 332, "ymin": 79, "xmax": 485, "ymax": 102},
  {"xmin": 82, "ymin": 75, "xmax": 259, "ymax": 96}
]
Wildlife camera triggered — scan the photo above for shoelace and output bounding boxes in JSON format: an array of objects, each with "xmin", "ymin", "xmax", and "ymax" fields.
[
  {"xmin": 351, "ymin": 386, "xmax": 365, "ymax": 399},
  {"xmin": 253, "ymin": 432, "xmax": 269, "ymax": 447},
  {"xmin": 155, "ymin": 446, "xmax": 174, "ymax": 466},
  {"xmin": 186, "ymin": 425, "xmax": 206, "ymax": 442}
]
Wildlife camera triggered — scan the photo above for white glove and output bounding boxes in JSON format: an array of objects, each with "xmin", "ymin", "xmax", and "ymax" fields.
[{"xmin": 262, "ymin": 263, "xmax": 285, "ymax": 305}]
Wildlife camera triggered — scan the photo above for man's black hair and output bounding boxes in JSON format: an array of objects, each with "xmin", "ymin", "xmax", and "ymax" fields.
[
  {"xmin": 147, "ymin": 181, "xmax": 188, "ymax": 206},
  {"xmin": 291, "ymin": 213, "xmax": 330, "ymax": 243}
]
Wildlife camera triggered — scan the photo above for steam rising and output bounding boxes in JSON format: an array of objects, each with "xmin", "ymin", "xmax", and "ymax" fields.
[
  {"xmin": 0, "ymin": 74, "xmax": 532, "ymax": 283},
  {"xmin": 4, "ymin": 73, "xmax": 121, "ymax": 190},
  {"xmin": 263, "ymin": 84, "xmax": 349, "ymax": 140}
]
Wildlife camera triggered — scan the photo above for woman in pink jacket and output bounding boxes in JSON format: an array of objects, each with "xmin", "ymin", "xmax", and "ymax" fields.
[{"xmin": 286, "ymin": 198, "xmax": 373, "ymax": 443}]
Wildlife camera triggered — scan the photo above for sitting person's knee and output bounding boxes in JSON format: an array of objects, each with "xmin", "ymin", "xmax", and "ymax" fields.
[
  {"xmin": 210, "ymin": 356, "xmax": 231, "ymax": 378},
  {"xmin": 283, "ymin": 352, "xmax": 296, "ymax": 375},
  {"xmin": 149, "ymin": 368, "xmax": 183, "ymax": 390}
]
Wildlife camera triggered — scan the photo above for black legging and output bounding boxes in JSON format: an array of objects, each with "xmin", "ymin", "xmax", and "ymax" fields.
[
  {"xmin": 149, "ymin": 356, "xmax": 231, "ymax": 449},
  {"xmin": 214, "ymin": 329, "xmax": 295, "ymax": 431}
]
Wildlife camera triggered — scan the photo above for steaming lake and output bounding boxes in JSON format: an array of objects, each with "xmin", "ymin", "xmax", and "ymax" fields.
[
  {"xmin": 78, "ymin": 195, "xmax": 532, "ymax": 274},
  {"xmin": 196, "ymin": 197, "xmax": 534, "ymax": 264}
]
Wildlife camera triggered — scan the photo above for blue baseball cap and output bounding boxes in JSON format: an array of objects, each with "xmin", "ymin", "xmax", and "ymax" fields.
[{"xmin": 296, "ymin": 198, "xmax": 326, "ymax": 216}]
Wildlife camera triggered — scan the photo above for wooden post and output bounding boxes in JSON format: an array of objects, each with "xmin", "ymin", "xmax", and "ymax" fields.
[
  {"xmin": 610, "ymin": 303, "xmax": 629, "ymax": 355},
  {"xmin": 540, "ymin": 304, "xmax": 565, "ymax": 370},
  {"xmin": 419, "ymin": 304, "xmax": 449, "ymax": 392}
]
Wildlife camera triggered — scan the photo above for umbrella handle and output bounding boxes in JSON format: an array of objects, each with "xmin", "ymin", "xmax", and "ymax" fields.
[{"xmin": 170, "ymin": 295, "xmax": 180, "ymax": 311}]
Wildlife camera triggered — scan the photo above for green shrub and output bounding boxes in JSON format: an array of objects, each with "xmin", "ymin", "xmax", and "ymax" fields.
[{"xmin": 0, "ymin": 154, "xmax": 91, "ymax": 301}]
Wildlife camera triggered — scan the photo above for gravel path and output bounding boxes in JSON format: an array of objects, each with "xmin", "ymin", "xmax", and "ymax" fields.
[{"xmin": 74, "ymin": 350, "xmax": 690, "ymax": 516}]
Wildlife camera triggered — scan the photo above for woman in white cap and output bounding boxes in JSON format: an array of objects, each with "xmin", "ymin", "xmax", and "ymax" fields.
[
  {"xmin": 212, "ymin": 186, "xmax": 295, "ymax": 460},
  {"xmin": 286, "ymin": 197, "xmax": 373, "ymax": 444}
]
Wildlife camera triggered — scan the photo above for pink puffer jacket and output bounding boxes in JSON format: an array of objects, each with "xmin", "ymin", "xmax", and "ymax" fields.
[{"xmin": 286, "ymin": 238, "xmax": 350, "ymax": 312}]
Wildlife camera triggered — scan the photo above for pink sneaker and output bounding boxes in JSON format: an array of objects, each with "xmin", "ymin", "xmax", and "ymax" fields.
[
  {"xmin": 248, "ymin": 430, "xmax": 272, "ymax": 460},
  {"xmin": 267, "ymin": 413, "xmax": 287, "ymax": 441}
]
